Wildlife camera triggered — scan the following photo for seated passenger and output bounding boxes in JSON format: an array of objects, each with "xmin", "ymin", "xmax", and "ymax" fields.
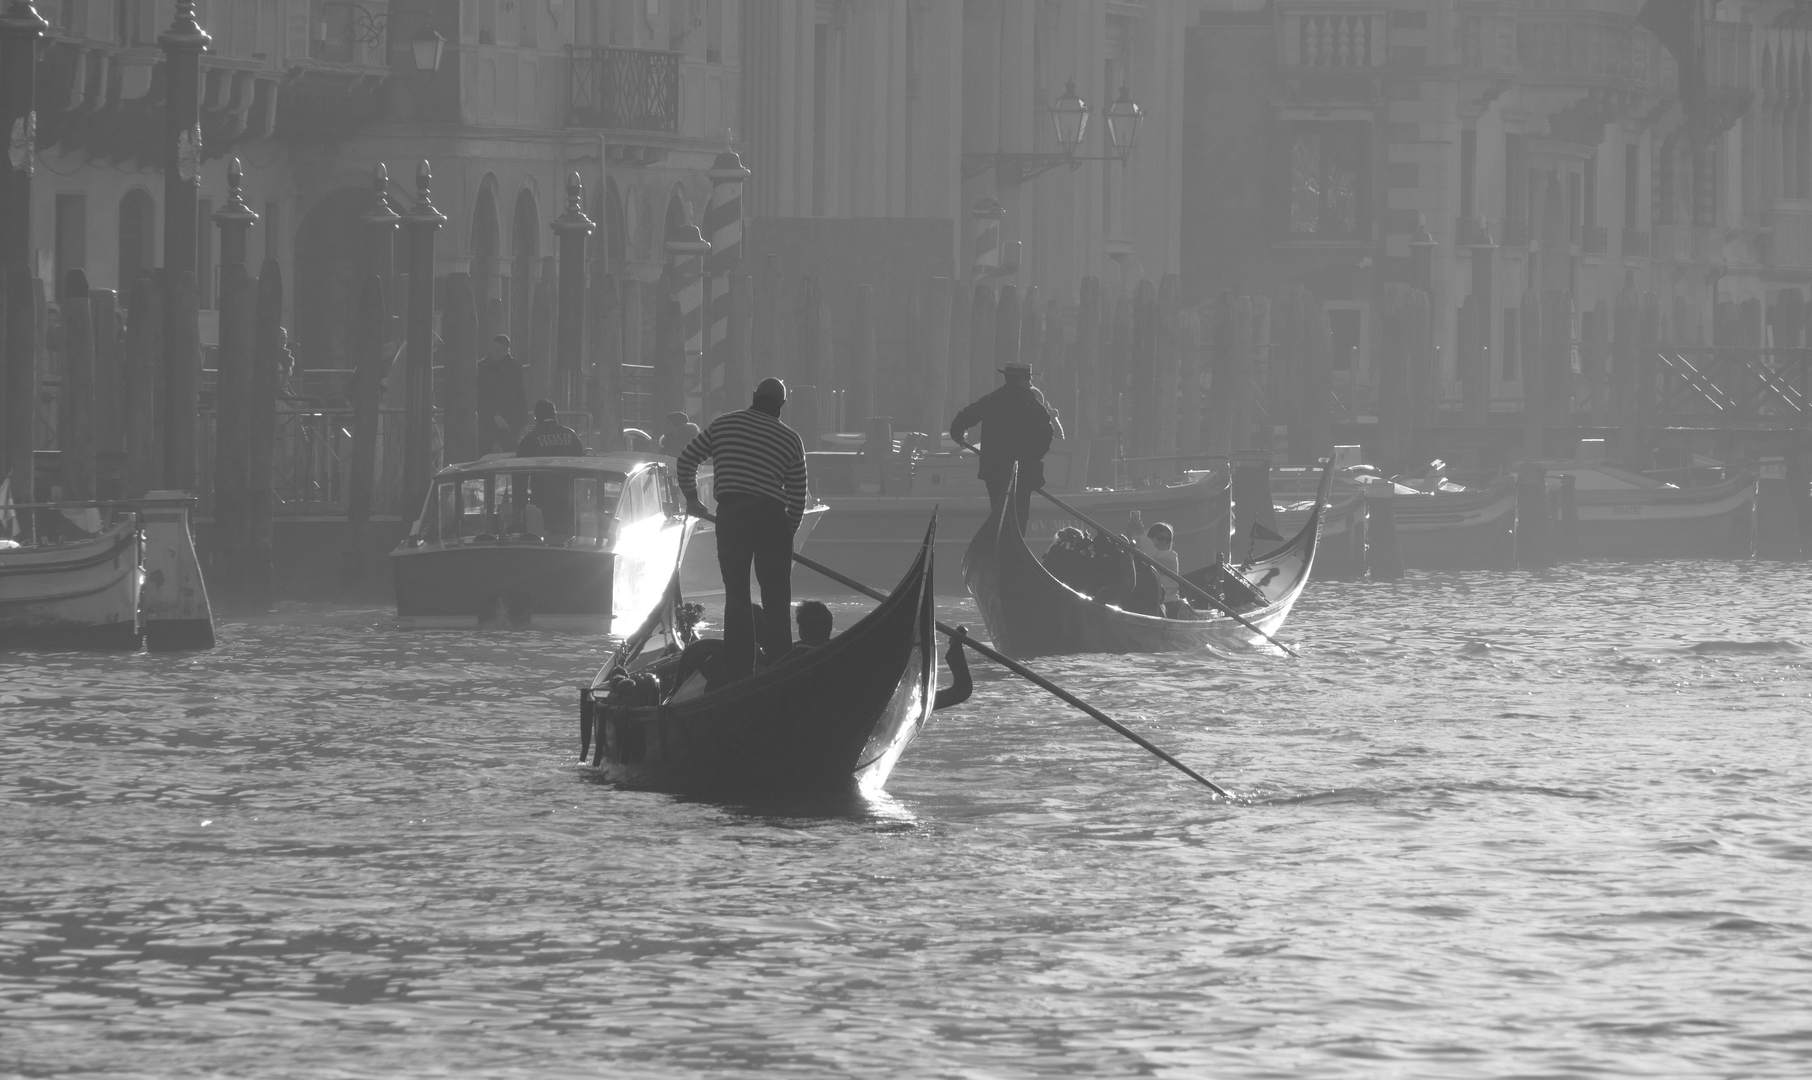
[
  {"xmin": 1085, "ymin": 530, "xmax": 1138, "ymax": 607},
  {"xmin": 1042, "ymin": 526, "xmax": 1093, "ymax": 593},
  {"xmin": 667, "ymin": 638, "xmax": 728, "ymax": 702},
  {"xmin": 776, "ymin": 599, "xmax": 833, "ymax": 664}
]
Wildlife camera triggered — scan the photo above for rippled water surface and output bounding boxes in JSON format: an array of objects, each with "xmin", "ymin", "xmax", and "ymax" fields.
[{"xmin": 3, "ymin": 561, "xmax": 1811, "ymax": 1078}]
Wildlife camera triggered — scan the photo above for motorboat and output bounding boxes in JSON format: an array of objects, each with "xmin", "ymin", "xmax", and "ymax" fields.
[{"xmin": 391, "ymin": 452, "xmax": 690, "ymax": 631}]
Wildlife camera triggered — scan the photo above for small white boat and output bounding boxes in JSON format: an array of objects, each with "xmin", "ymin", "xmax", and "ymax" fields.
[
  {"xmin": 0, "ymin": 510, "xmax": 143, "ymax": 650},
  {"xmin": 391, "ymin": 452, "xmax": 691, "ymax": 632}
]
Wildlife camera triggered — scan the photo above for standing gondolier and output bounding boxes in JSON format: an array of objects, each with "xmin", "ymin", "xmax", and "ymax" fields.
[
  {"xmin": 678, "ymin": 377, "xmax": 808, "ymax": 680},
  {"xmin": 949, "ymin": 362, "xmax": 1057, "ymax": 533}
]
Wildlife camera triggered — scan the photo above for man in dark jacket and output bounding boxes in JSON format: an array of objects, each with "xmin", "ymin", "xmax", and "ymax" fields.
[
  {"xmin": 475, "ymin": 335, "xmax": 528, "ymax": 454},
  {"xmin": 516, "ymin": 399, "xmax": 586, "ymax": 456},
  {"xmin": 948, "ymin": 362, "xmax": 1057, "ymax": 533},
  {"xmin": 512, "ymin": 400, "xmax": 586, "ymax": 537}
]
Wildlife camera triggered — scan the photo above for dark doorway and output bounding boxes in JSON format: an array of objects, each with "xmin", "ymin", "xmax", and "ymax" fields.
[{"xmin": 295, "ymin": 187, "xmax": 376, "ymax": 378}]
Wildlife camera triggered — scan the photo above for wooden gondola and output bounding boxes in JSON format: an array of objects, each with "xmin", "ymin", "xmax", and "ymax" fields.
[
  {"xmin": 965, "ymin": 470, "xmax": 1329, "ymax": 659},
  {"xmin": 581, "ymin": 520, "xmax": 939, "ymax": 795}
]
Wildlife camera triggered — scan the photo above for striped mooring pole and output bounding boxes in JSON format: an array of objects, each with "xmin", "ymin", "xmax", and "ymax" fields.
[
  {"xmin": 665, "ymin": 221, "xmax": 712, "ymax": 417},
  {"xmin": 972, "ymin": 197, "xmax": 1005, "ymax": 277},
  {"xmin": 704, "ymin": 149, "xmax": 750, "ymax": 418}
]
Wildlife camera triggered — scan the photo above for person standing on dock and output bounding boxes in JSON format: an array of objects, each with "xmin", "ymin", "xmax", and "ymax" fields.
[
  {"xmin": 476, "ymin": 335, "xmax": 528, "ymax": 454},
  {"xmin": 678, "ymin": 378, "xmax": 809, "ymax": 680},
  {"xmin": 949, "ymin": 362, "xmax": 1057, "ymax": 533}
]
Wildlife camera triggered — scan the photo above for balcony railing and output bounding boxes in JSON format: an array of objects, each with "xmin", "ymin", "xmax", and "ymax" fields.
[
  {"xmin": 1514, "ymin": 12, "xmax": 1677, "ymax": 95},
  {"xmin": 1277, "ymin": 7, "xmax": 1387, "ymax": 70},
  {"xmin": 1623, "ymin": 229, "xmax": 1650, "ymax": 258},
  {"xmin": 1583, "ymin": 225, "xmax": 1608, "ymax": 255},
  {"xmin": 569, "ymin": 47, "xmax": 680, "ymax": 133},
  {"xmin": 309, "ymin": 0, "xmax": 389, "ymax": 68}
]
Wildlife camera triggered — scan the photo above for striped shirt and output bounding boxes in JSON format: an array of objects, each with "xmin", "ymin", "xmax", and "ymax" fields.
[{"xmin": 676, "ymin": 408, "xmax": 808, "ymax": 526}]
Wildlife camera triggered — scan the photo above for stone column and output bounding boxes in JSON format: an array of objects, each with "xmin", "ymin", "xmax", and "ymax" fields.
[
  {"xmin": 550, "ymin": 173, "xmax": 596, "ymax": 412},
  {"xmin": 1, "ymin": 1, "xmax": 48, "ymax": 512},
  {"xmin": 402, "ymin": 162, "xmax": 447, "ymax": 516}
]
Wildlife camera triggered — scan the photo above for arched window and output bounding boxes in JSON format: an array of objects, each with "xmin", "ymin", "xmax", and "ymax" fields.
[
  {"xmin": 664, "ymin": 188, "xmax": 690, "ymax": 247},
  {"xmin": 117, "ymin": 189, "xmax": 156, "ymax": 290},
  {"xmin": 509, "ymin": 188, "xmax": 540, "ymax": 347},
  {"xmin": 471, "ymin": 177, "xmax": 501, "ymax": 327}
]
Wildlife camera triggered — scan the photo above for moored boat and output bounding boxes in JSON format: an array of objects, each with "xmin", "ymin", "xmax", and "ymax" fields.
[
  {"xmin": 391, "ymin": 452, "xmax": 690, "ymax": 631},
  {"xmin": 0, "ymin": 509, "xmax": 142, "ymax": 650},
  {"xmin": 582, "ymin": 522, "xmax": 939, "ymax": 795},
  {"xmin": 964, "ymin": 470, "xmax": 1327, "ymax": 659},
  {"xmin": 1543, "ymin": 461, "xmax": 1757, "ymax": 559},
  {"xmin": 1391, "ymin": 477, "xmax": 1519, "ymax": 569}
]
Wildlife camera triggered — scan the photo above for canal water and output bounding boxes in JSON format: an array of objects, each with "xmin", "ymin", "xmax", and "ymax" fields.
[{"xmin": 2, "ymin": 561, "xmax": 1809, "ymax": 1078}]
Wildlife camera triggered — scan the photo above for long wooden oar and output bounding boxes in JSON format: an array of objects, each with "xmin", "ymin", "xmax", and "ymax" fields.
[
  {"xmin": 1034, "ymin": 487, "xmax": 1302, "ymax": 659},
  {"xmin": 687, "ymin": 510, "xmax": 1227, "ymax": 796}
]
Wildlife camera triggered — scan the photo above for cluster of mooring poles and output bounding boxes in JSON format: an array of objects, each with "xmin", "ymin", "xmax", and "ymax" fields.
[{"xmin": 1, "ymin": 1, "xmax": 216, "ymax": 648}]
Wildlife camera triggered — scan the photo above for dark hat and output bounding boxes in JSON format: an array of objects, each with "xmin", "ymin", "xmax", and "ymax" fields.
[
  {"xmin": 533, "ymin": 398, "xmax": 556, "ymax": 420},
  {"xmin": 753, "ymin": 377, "xmax": 787, "ymax": 404},
  {"xmin": 998, "ymin": 362, "xmax": 1033, "ymax": 379}
]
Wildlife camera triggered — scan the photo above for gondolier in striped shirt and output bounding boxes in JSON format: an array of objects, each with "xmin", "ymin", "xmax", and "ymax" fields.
[{"xmin": 678, "ymin": 377, "xmax": 810, "ymax": 680}]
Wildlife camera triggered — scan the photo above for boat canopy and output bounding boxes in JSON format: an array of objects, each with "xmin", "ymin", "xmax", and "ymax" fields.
[{"xmin": 415, "ymin": 457, "xmax": 684, "ymax": 546}]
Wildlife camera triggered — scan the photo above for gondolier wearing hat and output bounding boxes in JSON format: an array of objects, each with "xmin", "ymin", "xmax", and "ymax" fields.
[
  {"xmin": 949, "ymin": 362, "xmax": 1059, "ymax": 533},
  {"xmin": 678, "ymin": 377, "xmax": 809, "ymax": 680}
]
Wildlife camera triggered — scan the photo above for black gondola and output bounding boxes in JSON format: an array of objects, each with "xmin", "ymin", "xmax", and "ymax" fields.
[
  {"xmin": 581, "ymin": 519, "xmax": 939, "ymax": 795},
  {"xmin": 964, "ymin": 468, "xmax": 1329, "ymax": 659}
]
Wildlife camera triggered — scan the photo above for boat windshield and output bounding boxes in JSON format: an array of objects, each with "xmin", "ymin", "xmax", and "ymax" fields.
[{"xmin": 425, "ymin": 469, "xmax": 626, "ymax": 543}]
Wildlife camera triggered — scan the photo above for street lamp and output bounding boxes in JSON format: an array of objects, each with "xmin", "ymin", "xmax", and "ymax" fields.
[
  {"xmin": 1052, "ymin": 79, "xmax": 1088, "ymax": 156},
  {"xmin": 963, "ymin": 78, "xmax": 1144, "ymax": 186},
  {"xmin": 1104, "ymin": 84, "xmax": 1143, "ymax": 162},
  {"xmin": 410, "ymin": 24, "xmax": 445, "ymax": 74}
]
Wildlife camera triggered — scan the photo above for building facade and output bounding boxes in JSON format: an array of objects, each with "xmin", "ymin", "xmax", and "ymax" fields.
[
  {"xmin": 25, "ymin": 0, "xmax": 743, "ymax": 411},
  {"xmin": 1187, "ymin": 0, "xmax": 1810, "ymax": 458}
]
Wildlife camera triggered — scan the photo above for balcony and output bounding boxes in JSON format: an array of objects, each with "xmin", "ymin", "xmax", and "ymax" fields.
[
  {"xmin": 308, "ymin": 0, "xmax": 391, "ymax": 69},
  {"xmin": 1583, "ymin": 225, "xmax": 1608, "ymax": 255},
  {"xmin": 1766, "ymin": 200, "xmax": 1812, "ymax": 271},
  {"xmin": 1277, "ymin": 7, "xmax": 1387, "ymax": 71},
  {"xmin": 569, "ymin": 47, "xmax": 680, "ymax": 133},
  {"xmin": 1623, "ymin": 229, "xmax": 1650, "ymax": 258},
  {"xmin": 1514, "ymin": 11, "xmax": 1677, "ymax": 96}
]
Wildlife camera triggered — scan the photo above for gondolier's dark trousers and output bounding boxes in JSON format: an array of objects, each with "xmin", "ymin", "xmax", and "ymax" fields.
[
  {"xmin": 715, "ymin": 493, "xmax": 797, "ymax": 678},
  {"xmin": 983, "ymin": 468, "xmax": 1039, "ymax": 535}
]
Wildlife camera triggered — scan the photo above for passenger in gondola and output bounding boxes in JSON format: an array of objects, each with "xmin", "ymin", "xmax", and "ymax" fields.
[
  {"xmin": 1085, "ymin": 529, "xmax": 1139, "ymax": 606},
  {"xmin": 948, "ymin": 362, "xmax": 1057, "ymax": 533},
  {"xmin": 679, "ymin": 378, "xmax": 810, "ymax": 680},
  {"xmin": 1138, "ymin": 521, "xmax": 1187, "ymax": 617},
  {"xmin": 1042, "ymin": 526, "xmax": 1094, "ymax": 594},
  {"xmin": 774, "ymin": 599, "xmax": 834, "ymax": 664}
]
